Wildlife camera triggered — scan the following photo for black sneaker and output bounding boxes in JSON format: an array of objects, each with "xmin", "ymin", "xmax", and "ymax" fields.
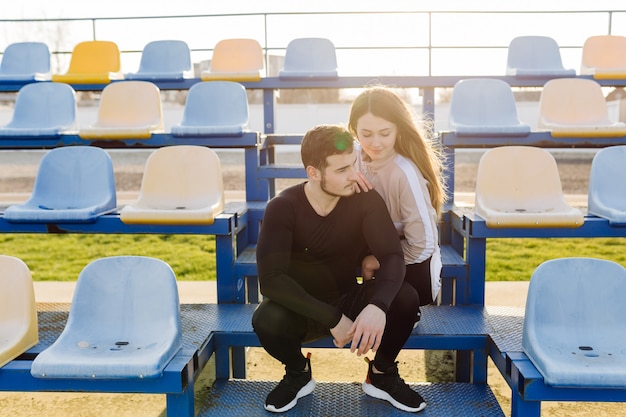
[
  {"xmin": 264, "ymin": 354, "xmax": 316, "ymax": 413},
  {"xmin": 362, "ymin": 358, "xmax": 426, "ymax": 413}
]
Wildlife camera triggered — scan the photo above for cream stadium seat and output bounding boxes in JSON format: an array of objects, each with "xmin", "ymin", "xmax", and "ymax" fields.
[
  {"xmin": 580, "ymin": 35, "xmax": 626, "ymax": 79},
  {"xmin": 120, "ymin": 146, "xmax": 224, "ymax": 225},
  {"xmin": 474, "ymin": 146, "xmax": 584, "ymax": 228},
  {"xmin": 200, "ymin": 38, "xmax": 264, "ymax": 82}
]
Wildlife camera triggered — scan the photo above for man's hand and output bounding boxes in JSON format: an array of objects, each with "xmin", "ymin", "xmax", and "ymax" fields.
[
  {"xmin": 349, "ymin": 304, "xmax": 386, "ymax": 356},
  {"xmin": 353, "ymin": 171, "xmax": 373, "ymax": 193},
  {"xmin": 330, "ymin": 314, "xmax": 354, "ymax": 348},
  {"xmin": 361, "ymin": 255, "xmax": 380, "ymax": 281}
]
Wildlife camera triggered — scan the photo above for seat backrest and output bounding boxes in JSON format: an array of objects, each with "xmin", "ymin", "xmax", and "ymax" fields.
[
  {"xmin": 66, "ymin": 256, "xmax": 181, "ymax": 353},
  {"xmin": 94, "ymin": 81, "xmax": 163, "ymax": 128},
  {"xmin": 0, "ymin": 255, "xmax": 38, "ymax": 368},
  {"xmin": 522, "ymin": 257, "xmax": 626, "ymax": 386},
  {"xmin": 132, "ymin": 40, "xmax": 191, "ymax": 77},
  {"xmin": 538, "ymin": 78, "xmax": 612, "ymax": 127},
  {"xmin": 506, "ymin": 36, "xmax": 575, "ymax": 77},
  {"xmin": 448, "ymin": 78, "xmax": 529, "ymax": 134},
  {"xmin": 0, "ymin": 42, "xmax": 50, "ymax": 76},
  {"xmin": 581, "ymin": 35, "xmax": 626, "ymax": 75},
  {"xmin": 136, "ymin": 145, "xmax": 224, "ymax": 211},
  {"xmin": 205, "ymin": 38, "xmax": 264, "ymax": 80},
  {"xmin": 29, "ymin": 146, "xmax": 117, "ymax": 209},
  {"xmin": 279, "ymin": 37, "xmax": 338, "ymax": 79},
  {"xmin": 65, "ymin": 40, "xmax": 121, "ymax": 74},
  {"xmin": 588, "ymin": 145, "xmax": 626, "ymax": 216},
  {"xmin": 179, "ymin": 81, "xmax": 249, "ymax": 132},
  {"xmin": 475, "ymin": 146, "xmax": 566, "ymax": 210},
  {"xmin": 4, "ymin": 82, "xmax": 76, "ymax": 130}
]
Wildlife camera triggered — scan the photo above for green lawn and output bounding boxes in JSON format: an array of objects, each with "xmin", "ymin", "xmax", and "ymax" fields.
[{"xmin": 1, "ymin": 234, "xmax": 625, "ymax": 282}]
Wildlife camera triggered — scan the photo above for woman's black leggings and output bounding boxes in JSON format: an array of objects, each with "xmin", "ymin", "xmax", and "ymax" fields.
[{"xmin": 252, "ymin": 281, "xmax": 420, "ymax": 372}]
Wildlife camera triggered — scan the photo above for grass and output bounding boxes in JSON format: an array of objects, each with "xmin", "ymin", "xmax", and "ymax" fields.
[
  {"xmin": 0, "ymin": 234, "xmax": 216, "ymax": 281},
  {"xmin": 2, "ymin": 234, "xmax": 625, "ymax": 282}
]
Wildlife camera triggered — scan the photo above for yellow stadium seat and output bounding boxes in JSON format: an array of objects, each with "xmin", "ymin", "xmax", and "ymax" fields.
[
  {"xmin": 0, "ymin": 255, "xmax": 38, "ymax": 368},
  {"xmin": 52, "ymin": 40, "xmax": 124, "ymax": 84},
  {"xmin": 580, "ymin": 35, "xmax": 626, "ymax": 79},
  {"xmin": 200, "ymin": 38, "xmax": 264, "ymax": 82},
  {"xmin": 537, "ymin": 78, "xmax": 626, "ymax": 137},
  {"xmin": 474, "ymin": 146, "xmax": 584, "ymax": 228},
  {"xmin": 120, "ymin": 146, "xmax": 224, "ymax": 224},
  {"xmin": 78, "ymin": 81, "xmax": 164, "ymax": 139}
]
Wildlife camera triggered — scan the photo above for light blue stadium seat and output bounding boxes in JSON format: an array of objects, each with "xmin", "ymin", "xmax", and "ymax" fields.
[
  {"xmin": 506, "ymin": 36, "xmax": 576, "ymax": 78},
  {"xmin": 278, "ymin": 37, "xmax": 338, "ymax": 79},
  {"xmin": 171, "ymin": 81, "xmax": 249, "ymax": 136},
  {"xmin": 522, "ymin": 257, "xmax": 626, "ymax": 388},
  {"xmin": 31, "ymin": 256, "xmax": 182, "ymax": 379},
  {"xmin": 448, "ymin": 78, "xmax": 531, "ymax": 136},
  {"xmin": 0, "ymin": 82, "xmax": 76, "ymax": 137},
  {"xmin": 125, "ymin": 40, "xmax": 192, "ymax": 81},
  {"xmin": 3, "ymin": 147, "xmax": 117, "ymax": 223},
  {"xmin": 0, "ymin": 42, "xmax": 51, "ymax": 82},
  {"xmin": 588, "ymin": 145, "xmax": 626, "ymax": 226}
]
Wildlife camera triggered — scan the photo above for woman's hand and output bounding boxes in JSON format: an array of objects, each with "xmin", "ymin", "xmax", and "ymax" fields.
[
  {"xmin": 361, "ymin": 255, "xmax": 380, "ymax": 281},
  {"xmin": 353, "ymin": 171, "xmax": 373, "ymax": 193}
]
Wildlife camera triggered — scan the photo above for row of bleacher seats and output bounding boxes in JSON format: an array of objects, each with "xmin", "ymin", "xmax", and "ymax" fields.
[
  {"xmin": 448, "ymin": 77, "xmax": 626, "ymax": 137},
  {"xmin": 0, "ymin": 80, "xmax": 249, "ymax": 138},
  {"xmin": 1, "ymin": 145, "xmax": 225, "ymax": 225},
  {"xmin": 1, "ymin": 34, "xmax": 626, "ymax": 85},
  {"xmin": 0, "ymin": 37, "xmax": 338, "ymax": 84},
  {"xmin": 2, "ymin": 75, "xmax": 625, "ymax": 141}
]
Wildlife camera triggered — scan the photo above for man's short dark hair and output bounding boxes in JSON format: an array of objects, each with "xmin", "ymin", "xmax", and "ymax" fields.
[{"xmin": 300, "ymin": 125, "xmax": 355, "ymax": 170}]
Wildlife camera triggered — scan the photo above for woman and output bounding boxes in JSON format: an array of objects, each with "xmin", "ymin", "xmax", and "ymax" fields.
[{"xmin": 349, "ymin": 86, "xmax": 447, "ymax": 307}]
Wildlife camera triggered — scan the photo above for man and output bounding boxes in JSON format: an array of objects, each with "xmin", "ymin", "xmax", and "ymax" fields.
[{"xmin": 252, "ymin": 124, "xmax": 425, "ymax": 413}]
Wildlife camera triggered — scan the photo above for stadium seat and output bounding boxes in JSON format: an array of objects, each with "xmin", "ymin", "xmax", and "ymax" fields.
[
  {"xmin": 474, "ymin": 146, "xmax": 584, "ymax": 228},
  {"xmin": 0, "ymin": 82, "xmax": 76, "ymax": 137},
  {"xmin": 3, "ymin": 146, "xmax": 117, "ymax": 223},
  {"xmin": 31, "ymin": 256, "xmax": 182, "ymax": 379},
  {"xmin": 0, "ymin": 42, "xmax": 51, "ymax": 82},
  {"xmin": 580, "ymin": 35, "xmax": 626, "ymax": 79},
  {"xmin": 0, "ymin": 255, "xmax": 38, "ymax": 368},
  {"xmin": 120, "ymin": 146, "xmax": 224, "ymax": 225},
  {"xmin": 51, "ymin": 40, "xmax": 124, "ymax": 84},
  {"xmin": 537, "ymin": 78, "xmax": 626, "ymax": 137},
  {"xmin": 200, "ymin": 38, "xmax": 264, "ymax": 82},
  {"xmin": 125, "ymin": 40, "xmax": 192, "ymax": 81},
  {"xmin": 171, "ymin": 81, "xmax": 249, "ymax": 136},
  {"xmin": 523, "ymin": 257, "xmax": 626, "ymax": 387},
  {"xmin": 505, "ymin": 35, "xmax": 576, "ymax": 78},
  {"xmin": 587, "ymin": 145, "xmax": 626, "ymax": 225},
  {"xmin": 278, "ymin": 37, "xmax": 338, "ymax": 79},
  {"xmin": 448, "ymin": 78, "xmax": 531, "ymax": 136},
  {"xmin": 78, "ymin": 81, "xmax": 164, "ymax": 139}
]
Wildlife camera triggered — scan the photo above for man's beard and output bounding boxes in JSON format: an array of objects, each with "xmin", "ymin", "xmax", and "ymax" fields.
[{"xmin": 320, "ymin": 175, "xmax": 355, "ymax": 198}]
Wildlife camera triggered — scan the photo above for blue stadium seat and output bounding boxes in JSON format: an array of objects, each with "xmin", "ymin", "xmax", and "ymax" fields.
[
  {"xmin": 588, "ymin": 145, "xmax": 626, "ymax": 225},
  {"xmin": 3, "ymin": 147, "xmax": 117, "ymax": 223},
  {"xmin": 0, "ymin": 42, "xmax": 51, "ymax": 82},
  {"xmin": 171, "ymin": 81, "xmax": 249, "ymax": 136},
  {"xmin": 448, "ymin": 78, "xmax": 531, "ymax": 136},
  {"xmin": 523, "ymin": 257, "xmax": 626, "ymax": 387},
  {"xmin": 31, "ymin": 256, "xmax": 182, "ymax": 379},
  {"xmin": 0, "ymin": 82, "xmax": 76, "ymax": 137},
  {"xmin": 120, "ymin": 145, "xmax": 224, "ymax": 225},
  {"xmin": 0, "ymin": 255, "xmax": 38, "ymax": 368},
  {"xmin": 125, "ymin": 40, "xmax": 192, "ymax": 81},
  {"xmin": 278, "ymin": 37, "xmax": 338, "ymax": 79},
  {"xmin": 506, "ymin": 36, "xmax": 576, "ymax": 78}
]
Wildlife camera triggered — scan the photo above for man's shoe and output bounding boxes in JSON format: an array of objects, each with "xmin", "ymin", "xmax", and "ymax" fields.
[
  {"xmin": 362, "ymin": 358, "xmax": 426, "ymax": 413},
  {"xmin": 265, "ymin": 354, "xmax": 315, "ymax": 413}
]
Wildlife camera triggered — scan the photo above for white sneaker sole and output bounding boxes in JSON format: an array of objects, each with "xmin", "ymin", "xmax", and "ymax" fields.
[
  {"xmin": 265, "ymin": 379, "xmax": 316, "ymax": 413},
  {"xmin": 362, "ymin": 381, "xmax": 426, "ymax": 413}
]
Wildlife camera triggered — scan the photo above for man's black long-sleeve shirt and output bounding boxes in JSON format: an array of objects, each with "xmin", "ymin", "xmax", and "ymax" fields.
[{"xmin": 256, "ymin": 183, "xmax": 406, "ymax": 329}]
